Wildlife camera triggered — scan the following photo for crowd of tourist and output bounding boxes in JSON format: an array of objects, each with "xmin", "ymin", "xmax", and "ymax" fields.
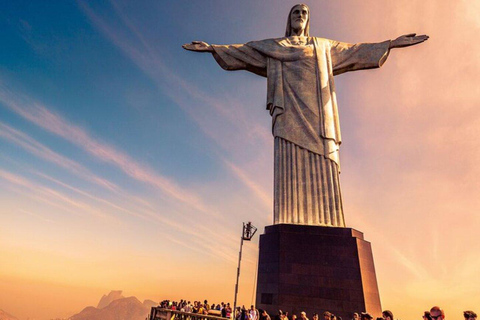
[
  {"xmin": 158, "ymin": 299, "xmax": 233, "ymax": 318},
  {"xmin": 156, "ymin": 301, "xmax": 477, "ymax": 320}
]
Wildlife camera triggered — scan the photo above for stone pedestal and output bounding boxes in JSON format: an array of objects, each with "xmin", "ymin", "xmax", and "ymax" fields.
[{"xmin": 255, "ymin": 224, "xmax": 381, "ymax": 319}]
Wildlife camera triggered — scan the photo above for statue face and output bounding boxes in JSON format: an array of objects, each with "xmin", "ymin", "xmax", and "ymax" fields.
[{"xmin": 290, "ymin": 4, "xmax": 309, "ymax": 33}]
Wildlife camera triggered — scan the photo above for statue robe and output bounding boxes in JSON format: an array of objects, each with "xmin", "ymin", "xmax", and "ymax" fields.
[{"xmin": 211, "ymin": 36, "xmax": 390, "ymax": 227}]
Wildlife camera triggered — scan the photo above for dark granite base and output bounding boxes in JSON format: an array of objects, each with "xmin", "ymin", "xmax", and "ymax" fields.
[{"xmin": 255, "ymin": 224, "xmax": 381, "ymax": 319}]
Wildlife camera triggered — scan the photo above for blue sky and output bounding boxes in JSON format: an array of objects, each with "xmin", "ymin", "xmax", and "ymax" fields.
[{"xmin": 2, "ymin": 1, "xmax": 480, "ymax": 319}]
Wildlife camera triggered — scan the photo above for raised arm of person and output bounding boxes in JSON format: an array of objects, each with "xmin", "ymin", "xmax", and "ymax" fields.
[{"xmin": 330, "ymin": 33, "xmax": 429, "ymax": 76}]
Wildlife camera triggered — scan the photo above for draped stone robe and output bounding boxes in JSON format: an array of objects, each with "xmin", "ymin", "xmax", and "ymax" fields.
[{"xmin": 211, "ymin": 36, "xmax": 390, "ymax": 227}]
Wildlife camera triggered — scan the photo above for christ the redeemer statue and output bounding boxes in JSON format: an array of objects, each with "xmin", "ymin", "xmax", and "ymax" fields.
[{"xmin": 183, "ymin": 4, "xmax": 428, "ymax": 227}]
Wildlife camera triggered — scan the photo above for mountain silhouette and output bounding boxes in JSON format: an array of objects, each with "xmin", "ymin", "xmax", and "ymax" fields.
[
  {"xmin": 70, "ymin": 295, "xmax": 154, "ymax": 320},
  {"xmin": 0, "ymin": 309, "xmax": 19, "ymax": 320},
  {"xmin": 97, "ymin": 290, "xmax": 125, "ymax": 309}
]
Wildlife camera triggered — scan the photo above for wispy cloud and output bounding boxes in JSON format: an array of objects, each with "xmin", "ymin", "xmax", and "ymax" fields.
[
  {"xmin": 0, "ymin": 87, "xmax": 244, "ymax": 264},
  {"xmin": 0, "ymin": 169, "xmax": 112, "ymax": 221},
  {"xmin": 0, "ymin": 163, "xmax": 239, "ymax": 262},
  {"xmin": 18, "ymin": 208, "xmax": 56, "ymax": 224},
  {"xmin": 94, "ymin": 0, "xmax": 270, "ymax": 145},
  {"xmin": 390, "ymin": 247, "xmax": 429, "ymax": 280},
  {"xmin": 31, "ymin": 170, "xmax": 151, "ymax": 222},
  {"xmin": 0, "ymin": 121, "xmax": 119, "ymax": 192},
  {"xmin": 0, "ymin": 122, "xmax": 206, "ymax": 229},
  {"xmin": 0, "ymin": 85, "xmax": 213, "ymax": 216},
  {"xmin": 79, "ymin": 1, "xmax": 273, "ymax": 207},
  {"xmin": 223, "ymin": 159, "xmax": 271, "ymax": 210}
]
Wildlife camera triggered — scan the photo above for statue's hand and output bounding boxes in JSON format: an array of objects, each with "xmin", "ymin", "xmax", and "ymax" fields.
[
  {"xmin": 390, "ymin": 33, "xmax": 429, "ymax": 49},
  {"xmin": 182, "ymin": 41, "xmax": 213, "ymax": 52}
]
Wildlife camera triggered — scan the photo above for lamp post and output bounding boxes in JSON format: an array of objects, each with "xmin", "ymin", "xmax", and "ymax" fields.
[{"xmin": 233, "ymin": 222, "xmax": 257, "ymax": 319}]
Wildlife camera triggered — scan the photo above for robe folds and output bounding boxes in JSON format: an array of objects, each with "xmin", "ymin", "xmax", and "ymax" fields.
[{"xmin": 211, "ymin": 36, "xmax": 390, "ymax": 227}]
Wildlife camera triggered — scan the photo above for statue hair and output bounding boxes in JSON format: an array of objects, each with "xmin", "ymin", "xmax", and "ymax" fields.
[{"xmin": 285, "ymin": 4, "xmax": 310, "ymax": 37}]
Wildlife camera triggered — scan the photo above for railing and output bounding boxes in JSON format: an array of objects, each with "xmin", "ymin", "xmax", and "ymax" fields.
[{"xmin": 149, "ymin": 308, "xmax": 230, "ymax": 320}]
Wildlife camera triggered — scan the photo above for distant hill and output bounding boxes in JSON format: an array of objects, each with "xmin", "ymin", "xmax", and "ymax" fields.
[
  {"xmin": 97, "ymin": 290, "xmax": 125, "ymax": 309},
  {"xmin": 0, "ymin": 309, "xmax": 19, "ymax": 320},
  {"xmin": 70, "ymin": 295, "xmax": 154, "ymax": 320},
  {"xmin": 143, "ymin": 300, "xmax": 157, "ymax": 309}
]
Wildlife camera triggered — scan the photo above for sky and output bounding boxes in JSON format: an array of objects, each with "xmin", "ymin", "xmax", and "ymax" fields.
[{"xmin": 1, "ymin": 1, "xmax": 480, "ymax": 319}]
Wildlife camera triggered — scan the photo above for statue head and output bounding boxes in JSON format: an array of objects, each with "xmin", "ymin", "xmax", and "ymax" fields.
[{"xmin": 285, "ymin": 4, "xmax": 310, "ymax": 37}]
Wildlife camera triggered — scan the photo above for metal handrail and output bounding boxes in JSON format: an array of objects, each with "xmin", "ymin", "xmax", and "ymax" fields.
[{"xmin": 149, "ymin": 308, "xmax": 230, "ymax": 320}]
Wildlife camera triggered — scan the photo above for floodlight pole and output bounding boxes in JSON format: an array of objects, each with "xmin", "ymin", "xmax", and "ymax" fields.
[
  {"xmin": 233, "ymin": 234, "xmax": 244, "ymax": 318},
  {"xmin": 233, "ymin": 222, "xmax": 257, "ymax": 319}
]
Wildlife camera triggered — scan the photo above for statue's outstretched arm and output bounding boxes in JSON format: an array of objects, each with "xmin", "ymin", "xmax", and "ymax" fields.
[
  {"xmin": 183, "ymin": 41, "xmax": 213, "ymax": 52},
  {"xmin": 182, "ymin": 41, "xmax": 267, "ymax": 77},
  {"xmin": 389, "ymin": 33, "xmax": 429, "ymax": 49}
]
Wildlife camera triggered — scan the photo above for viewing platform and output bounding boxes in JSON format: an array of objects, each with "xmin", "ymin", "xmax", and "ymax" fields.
[{"xmin": 149, "ymin": 308, "xmax": 230, "ymax": 320}]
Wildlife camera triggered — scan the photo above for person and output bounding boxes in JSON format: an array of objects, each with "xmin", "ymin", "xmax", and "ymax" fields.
[
  {"xmin": 183, "ymin": 4, "xmax": 428, "ymax": 227},
  {"xmin": 464, "ymin": 311, "xmax": 477, "ymax": 320},
  {"xmin": 323, "ymin": 312, "xmax": 331, "ymax": 320},
  {"xmin": 352, "ymin": 313, "xmax": 359, "ymax": 320},
  {"xmin": 221, "ymin": 303, "xmax": 227, "ymax": 318},
  {"xmin": 235, "ymin": 307, "xmax": 243, "ymax": 320},
  {"xmin": 430, "ymin": 307, "xmax": 445, "ymax": 320},
  {"xmin": 198, "ymin": 303, "xmax": 205, "ymax": 315},
  {"xmin": 226, "ymin": 303, "xmax": 232, "ymax": 318},
  {"xmin": 301, "ymin": 311, "xmax": 309, "ymax": 320},
  {"xmin": 382, "ymin": 310, "xmax": 394, "ymax": 320},
  {"xmin": 313, "ymin": 314, "xmax": 319, "ymax": 320},
  {"xmin": 241, "ymin": 306, "xmax": 248, "ymax": 320},
  {"xmin": 423, "ymin": 311, "xmax": 431, "ymax": 320},
  {"xmin": 250, "ymin": 306, "xmax": 259, "ymax": 320},
  {"xmin": 361, "ymin": 313, "xmax": 373, "ymax": 320},
  {"xmin": 262, "ymin": 310, "xmax": 272, "ymax": 320},
  {"xmin": 185, "ymin": 301, "xmax": 192, "ymax": 313}
]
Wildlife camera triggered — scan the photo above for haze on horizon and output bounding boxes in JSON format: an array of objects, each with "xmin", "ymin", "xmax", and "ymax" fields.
[{"xmin": 1, "ymin": 1, "xmax": 479, "ymax": 319}]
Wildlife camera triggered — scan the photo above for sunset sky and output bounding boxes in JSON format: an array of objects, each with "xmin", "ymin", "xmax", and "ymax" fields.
[{"xmin": 1, "ymin": 1, "xmax": 480, "ymax": 319}]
